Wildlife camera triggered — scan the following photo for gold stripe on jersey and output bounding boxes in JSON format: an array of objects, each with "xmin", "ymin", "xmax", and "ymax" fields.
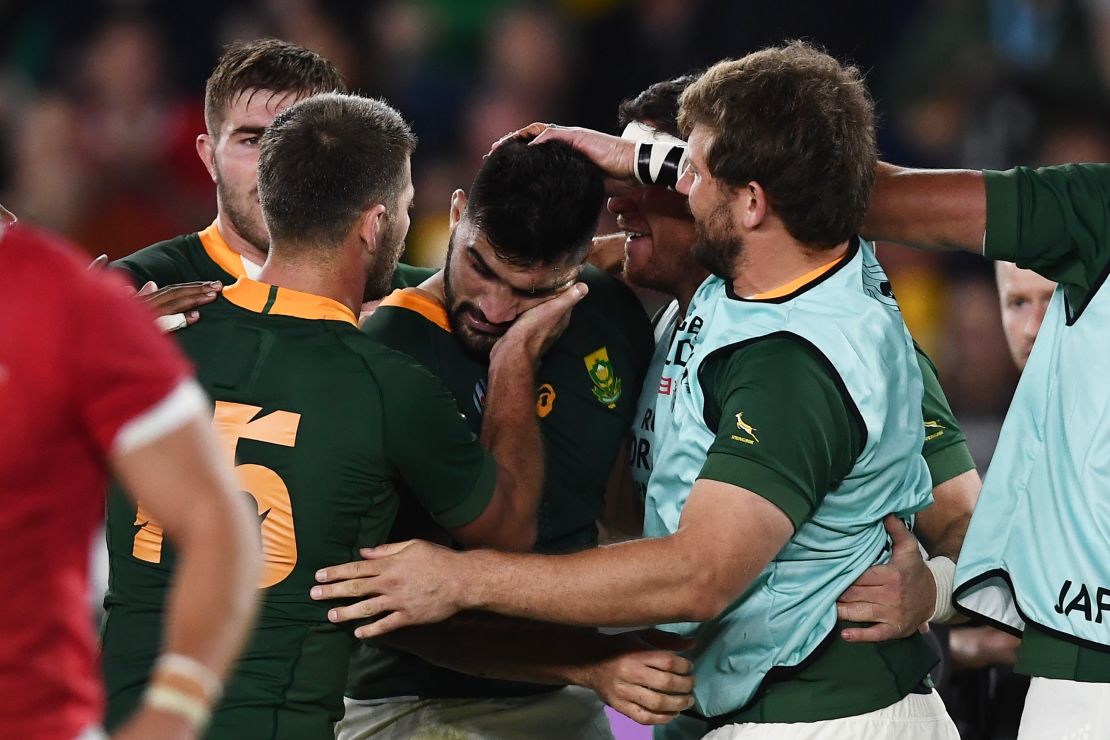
[
  {"xmin": 380, "ymin": 288, "xmax": 452, "ymax": 333},
  {"xmin": 223, "ymin": 277, "xmax": 358, "ymax": 326},
  {"xmin": 198, "ymin": 221, "xmax": 248, "ymax": 279},
  {"xmin": 749, "ymin": 252, "xmax": 848, "ymax": 300}
]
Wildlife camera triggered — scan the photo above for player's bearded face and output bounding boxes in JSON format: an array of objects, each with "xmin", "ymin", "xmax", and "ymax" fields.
[
  {"xmin": 693, "ymin": 199, "xmax": 743, "ymax": 280},
  {"xmin": 443, "ymin": 221, "xmax": 578, "ymax": 362},
  {"xmin": 211, "ymin": 90, "xmax": 303, "ymax": 255},
  {"xmin": 364, "ymin": 165, "xmax": 414, "ymax": 302},
  {"xmin": 215, "ymin": 163, "xmax": 269, "ymax": 255}
]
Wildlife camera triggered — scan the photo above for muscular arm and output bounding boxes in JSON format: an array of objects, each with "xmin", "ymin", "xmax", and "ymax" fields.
[
  {"xmin": 448, "ymin": 339, "xmax": 544, "ymax": 552},
  {"xmin": 448, "ymin": 286, "xmax": 587, "ymax": 551},
  {"xmin": 861, "ymin": 163, "xmax": 987, "ymax": 253},
  {"xmin": 378, "ymin": 616, "xmax": 694, "ymax": 724},
  {"xmin": 324, "ymin": 479, "xmax": 793, "ymax": 634},
  {"xmin": 598, "ymin": 437, "xmax": 644, "ymax": 543},
  {"xmin": 914, "ymin": 468, "xmax": 979, "ymax": 560},
  {"xmin": 461, "ymin": 481, "xmax": 792, "ymax": 626}
]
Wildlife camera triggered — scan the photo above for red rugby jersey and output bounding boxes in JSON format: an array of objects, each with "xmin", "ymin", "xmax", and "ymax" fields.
[{"xmin": 0, "ymin": 223, "xmax": 190, "ymax": 739}]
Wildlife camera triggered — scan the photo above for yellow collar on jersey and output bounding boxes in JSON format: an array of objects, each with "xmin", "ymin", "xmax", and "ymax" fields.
[
  {"xmin": 378, "ymin": 287, "xmax": 452, "ymax": 333},
  {"xmin": 222, "ymin": 277, "xmax": 358, "ymax": 326},
  {"xmin": 198, "ymin": 220, "xmax": 248, "ymax": 279},
  {"xmin": 748, "ymin": 251, "xmax": 848, "ymax": 300}
]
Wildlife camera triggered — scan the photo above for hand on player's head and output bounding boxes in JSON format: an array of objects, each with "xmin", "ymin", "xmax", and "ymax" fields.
[{"xmin": 488, "ymin": 123, "xmax": 637, "ymax": 192}]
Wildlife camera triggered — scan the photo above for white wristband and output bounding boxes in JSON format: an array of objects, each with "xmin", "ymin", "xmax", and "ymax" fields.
[
  {"xmin": 155, "ymin": 653, "xmax": 223, "ymax": 701},
  {"xmin": 143, "ymin": 684, "xmax": 212, "ymax": 730},
  {"xmin": 924, "ymin": 555, "xmax": 957, "ymax": 622}
]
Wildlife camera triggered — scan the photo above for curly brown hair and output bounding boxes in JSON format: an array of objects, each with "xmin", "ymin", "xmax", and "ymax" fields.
[{"xmin": 678, "ymin": 41, "xmax": 876, "ymax": 250}]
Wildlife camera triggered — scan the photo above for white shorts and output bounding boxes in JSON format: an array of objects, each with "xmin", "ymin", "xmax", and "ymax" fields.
[
  {"xmin": 703, "ymin": 690, "xmax": 958, "ymax": 740},
  {"xmin": 1017, "ymin": 676, "xmax": 1110, "ymax": 740},
  {"xmin": 335, "ymin": 685, "xmax": 613, "ymax": 740}
]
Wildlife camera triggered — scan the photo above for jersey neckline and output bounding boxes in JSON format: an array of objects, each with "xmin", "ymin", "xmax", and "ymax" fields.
[
  {"xmin": 379, "ymin": 287, "xmax": 452, "ymax": 333},
  {"xmin": 726, "ymin": 237, "xmax": 858, "ymax": 304},
  {"xmin": 223, "ymin": 277, "xmax": 358, "ymax": 326},
  {"xmin": 198, "ymin": 220, "xmax": 259, "ymax": 280}
]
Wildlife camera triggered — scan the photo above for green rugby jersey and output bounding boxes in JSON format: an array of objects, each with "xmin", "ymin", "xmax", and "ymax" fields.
[
  {"xmin": 101, "ymin": 277, "xmax": 496, "ymax": 739},
  {"xmin": 348, "ymin": 264, "xmax": 654, "ymax": 700},
  {"xmin": 113, "ymin": 220, "xmax": 436, "ymax": 290},
  {"xmin": 917, "ymin": 343, "xmax": 975, "ymax": 485}
]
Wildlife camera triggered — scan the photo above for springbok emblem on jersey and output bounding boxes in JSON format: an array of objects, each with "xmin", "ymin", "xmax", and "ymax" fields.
[
  {"xmin": 732, "ymin": 412, "xmax": 759, "ymax": 445},
  {"xmin": 584, "ymin": 347, "xmax": 622, "ymax": 408}
]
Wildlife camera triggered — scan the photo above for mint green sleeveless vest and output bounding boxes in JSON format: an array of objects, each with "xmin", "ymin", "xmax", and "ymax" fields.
[
  {"xmin": 956, "ymin": 282, "xmax": 1110, "ymax": 649},
  {"xmin": 643, "ymin": 239, "xmax": 933, "ymax": 716}
]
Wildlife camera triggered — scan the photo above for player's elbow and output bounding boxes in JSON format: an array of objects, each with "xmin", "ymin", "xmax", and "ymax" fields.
[
  {"xmin": 672, "ymin": 553, "xmax": 737, "ymax": 622},
  {"xmin": 682, "ymin": 577, "xmax": 734, "ymax": 623}
]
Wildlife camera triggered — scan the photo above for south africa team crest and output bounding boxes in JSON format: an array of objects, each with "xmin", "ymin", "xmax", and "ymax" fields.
[{"xmin": 583, "ymin": 347, "xmax": 622, "ymax": 408}]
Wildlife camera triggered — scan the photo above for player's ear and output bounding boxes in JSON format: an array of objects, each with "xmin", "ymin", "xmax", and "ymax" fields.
[
  {"xmin": 449, "ymin": 190, "xmax": 468, "ymax": 228},
  {"xmin": 739, "ymin": 181, "xmax": 768, "ymax": 231},
  {"xmin": 359, "ymin": 203, "xmax": 388, "ymax": 256},
  {"xmin": 196, "ymin": 134, "xmax": 217, "ymax": 183}
]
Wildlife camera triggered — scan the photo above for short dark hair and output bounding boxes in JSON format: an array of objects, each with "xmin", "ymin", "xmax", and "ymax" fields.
[
  {"xmin": 678, "ymin": 41, "xmax": 876, "ymax": 249},
  {"xmin": 465, "ymin": 137, "xmax": 604, "ymax": 265},
  {"xmin": 617, "ymin": 74, "xmax": 699, "ymax": 138},
  {"xmin": 258, "ymin": 93, "xmax": 416, "ymax": 248},
  {"xmin": 205, "ymin": 38, "xmax": 345, "ymax": 136}
]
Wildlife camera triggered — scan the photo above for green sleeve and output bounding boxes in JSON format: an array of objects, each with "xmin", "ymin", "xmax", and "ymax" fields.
[
  {"xmin": 984, "ymin": 165, "xmax": 1110, "ymax": 306},
  {"xmin": 362, "ymin": 306, "xmax": 442, "ymax": 372},
  {"xmin": 380, "ymin": 359, "xmax": 496, "ymax": 530},
  {"xmin": 391, "ymin": 263, "xmax": 438, "ymax": 289},
  {"xmin": 915, "ymin": 345, "xmax": 975, "ymax": 486},
  {"xmin": 112, "ymin": 242, "xmax": 190, "ymax": 289},
  {"xmin": 697, "ymin": 336, "xmax": 863, "ymax": 528}
]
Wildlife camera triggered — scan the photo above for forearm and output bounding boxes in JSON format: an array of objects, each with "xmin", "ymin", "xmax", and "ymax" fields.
[
  {"xmin": 456, "ymin": 535, "xmax": 718, "ymax": 626},
  {"xmin": 916, "ymin": 469, "xmax": 979, "ymax": 561},
  {"xmin": 381, "ymin": 613, "xmax": 607, "ymax": 686},
  {"xmin": 598, "ymin": 439, "xmax": 644, "ymax": 543},
  {"xmin": 861, "ymin": 163, "xmax": 987, "ymax": 253},
  {"xmin": 159, "ymin": 501, "xmax": 259, "ymax": 676},
  {"xmin": 480, "ymin": 343, "xmax": 544, "ymax": 549}
]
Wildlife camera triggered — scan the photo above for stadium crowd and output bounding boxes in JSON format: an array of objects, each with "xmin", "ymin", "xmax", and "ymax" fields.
[{"xmin": 3, "ymin": 2, "xmax": 1110, "ymax": 739}]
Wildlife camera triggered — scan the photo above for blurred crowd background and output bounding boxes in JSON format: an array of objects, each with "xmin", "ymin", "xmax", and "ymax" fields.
[
  {"xmin": 3, "ymin": 0, "xmax": 1110, "ymax": 499},
  {"xmin": 5, "ymin": 2, "xmax": 1108, "ymax": 738}
]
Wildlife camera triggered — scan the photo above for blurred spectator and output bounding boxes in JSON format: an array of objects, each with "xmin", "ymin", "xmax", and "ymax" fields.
[{"xmin": 938, "ymin": 262, "xmax": 1055, "ymax": 740}]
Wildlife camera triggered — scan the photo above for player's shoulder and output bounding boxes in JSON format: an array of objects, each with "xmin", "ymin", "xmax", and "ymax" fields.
[
  {"xmin": 112, "ymin": 231, "xmax": 205, "ymax": 282},
  {"xmin": 118, "ymin": 231, "xmax": 200, "ymax": 263},
  {"xmin": 566, "ymin": 265, "xmax": 653, "ymax": 354},
  {"xmin": 1, "ymin": 223, "xmax": 124, "ymax": 300},
  {"xmin": 2, "ymin": 223, "xmax": 83, "ymax": 272},
  {"xmin": 362, "ymin": 288, "xmax": 450, "ymax": 349},
  {"xmin": 334, "ymin": 325, "xmax": 450, "ymax": 396},
  {"xmin": 570, "ymin": 265, "xmax": 649, "ymax": 330},
  {"xmin": 577, "ymin": 264, "xmax": 644, "ymax": 315}
]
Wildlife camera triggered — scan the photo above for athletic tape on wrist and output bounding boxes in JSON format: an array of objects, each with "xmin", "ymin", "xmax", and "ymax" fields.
[
  {"xmin": 622, "ymin": 121, "xmax": 688, "ymax": 190},
  {"xmin": 154, "ymin": 653, "xmax": 222, "ymax": 701},
  {"xmin": 155, "ymin": 313, "xmax": 189, "ymax": 333},
  {"xmin": 633, "ymin": 141, "xmax": 687, "ymax": 189},
  {"xmin": 144, "ymin": 684, "xmax": 212, "ymax": 730},
  {"xmin": 925, "ymin": 555, "xmax": 957, "ymax": 622}
]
